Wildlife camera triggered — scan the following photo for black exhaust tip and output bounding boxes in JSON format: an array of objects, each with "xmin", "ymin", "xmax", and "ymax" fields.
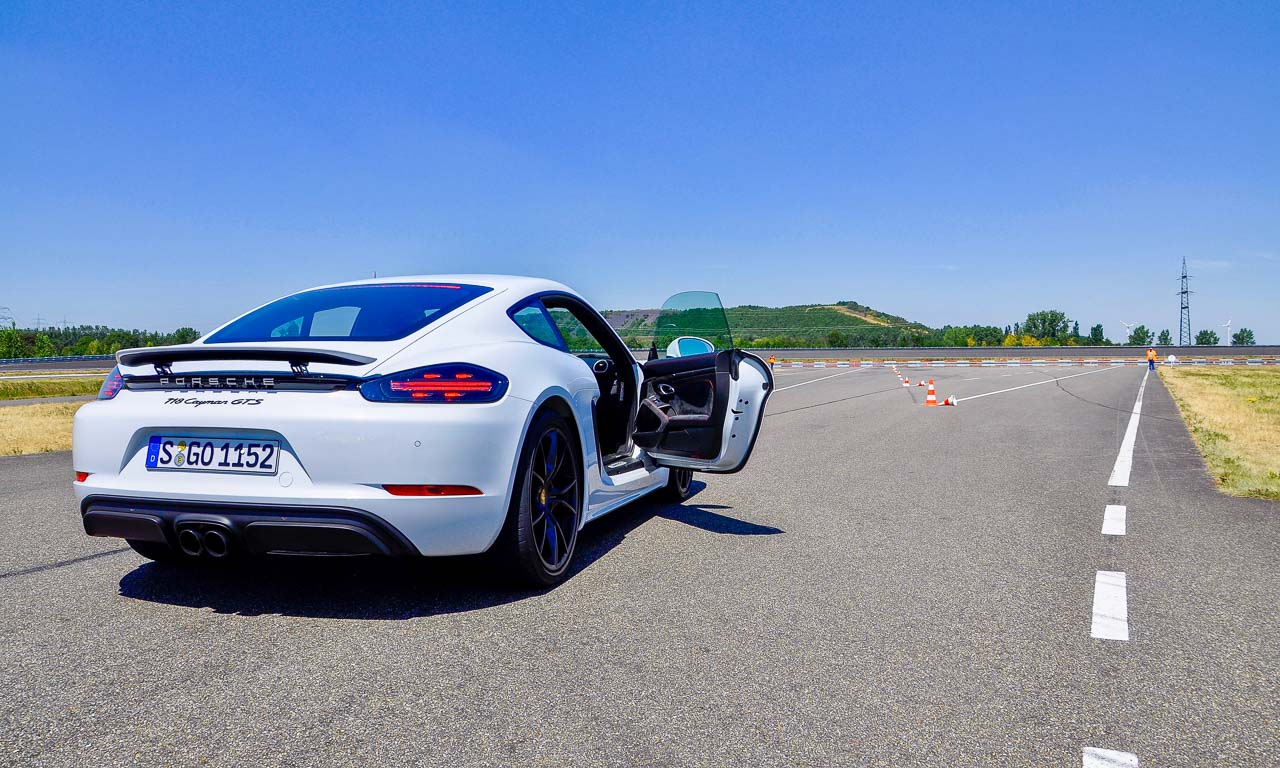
[
  {"xmin": 202, "ymin": 528, "xmax": 230, "ymax": 558},
  {"xmin": 177, "ymin": 528, "xmax": 204, "ymax": 557}
]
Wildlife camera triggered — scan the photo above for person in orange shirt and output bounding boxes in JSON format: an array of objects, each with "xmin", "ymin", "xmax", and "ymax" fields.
[{"xmin": 1147, "ymin": 347, "xmax": 1157, "ymax": 371}]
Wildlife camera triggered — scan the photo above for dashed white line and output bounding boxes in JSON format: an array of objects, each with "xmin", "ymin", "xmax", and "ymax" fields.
[
  {"xmin": 1107, "ymin": 369, "xmax": 1150, "ymax": 487},
  {"xmin": 1082, "ymin": 747, "xmax": 1139, "ymax": 767},
  {"xmin": 773, "ymin": 369, "xmax": 861, "ymax": 392},
  {"xmin": 1102, "ymin": 505, "xmax": 1127, "ymax": 536},
  {"xmin": 1091, "ymin": 571, "xmax": 1129, "ymax": 641},
  {"xmin": 953, "ymin": 365, "xmax": 1118, "ymax": 403}
]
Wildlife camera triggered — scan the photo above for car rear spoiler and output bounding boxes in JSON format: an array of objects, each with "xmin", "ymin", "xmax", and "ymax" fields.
[{"xmin": 116, "ymin": 345, "xmax": 377, "ymax": 371}]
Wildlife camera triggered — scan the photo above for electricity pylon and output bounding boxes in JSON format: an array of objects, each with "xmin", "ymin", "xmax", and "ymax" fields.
[{"xmin": 1178, "ymin": 257, "xmax": 1193, "ymax": 346}]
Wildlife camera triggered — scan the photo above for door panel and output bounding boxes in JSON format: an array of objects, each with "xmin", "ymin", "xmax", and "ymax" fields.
[{"xmin": 634, "ymin": 350, "xmax": 773, "ymax": 473}]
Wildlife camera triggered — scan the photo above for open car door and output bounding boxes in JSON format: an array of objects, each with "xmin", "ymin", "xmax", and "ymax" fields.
[{"xmin": 631, "ymin": 292, "xmax": 773, "ymax": 473}]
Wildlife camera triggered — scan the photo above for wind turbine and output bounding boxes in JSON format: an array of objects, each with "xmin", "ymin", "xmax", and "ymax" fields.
[
  {"xmin": 1221, "ymin": 317, "xmax": 1232, "ymax": 345},
  {"xmin": 1120, "ymin": 321, "xmax": 1135, "ymax": 344}
]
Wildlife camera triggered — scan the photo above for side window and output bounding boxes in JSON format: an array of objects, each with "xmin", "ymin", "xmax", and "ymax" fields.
[
  {"xmin": 511, "ymin": 304, "xmax": 566, "ymax": 350},
  {"xmin": 270, "ymin": 317, "xmax": 304, "ymax": 338},
  {"xmin": 310, "ymin": 306, "xmax": 360, "ymax": 337}
]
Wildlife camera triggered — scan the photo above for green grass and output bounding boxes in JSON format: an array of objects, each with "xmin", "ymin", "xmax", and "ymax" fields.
[
  {"xmin": 1160, "ymin": 367, "xmax": 1280, "ymax": 500},
  {"xmin": 0, "ymin": 377, "xmax": 103, "ymax": 401}
]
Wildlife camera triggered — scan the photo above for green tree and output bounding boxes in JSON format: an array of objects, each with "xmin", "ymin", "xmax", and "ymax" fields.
[
  {"xmin": 171, "ymin": 327, "xmax": 201, "ymax": 344},
  {"xmin": 1022, "ymin": 310, "xmax": 1071, "ymax": 341},
  {"xmin": 1087, "ymin": 324, "xmax": 1106, "ymax": 346},
  {"xmin": 0, "ymin": 322, "xmax": 21, "ymax": 359},
  {"xmin": 1231, "ymin": 328, "xmax": 1256, "ymax": 346},
  {"xmin": 33, "ymin": 334, "xmax": 57, "ymax": 357},
  {"xmin": 1072, "ymin": 321, "xmax": 1080, "ymax": 339},
  {"xmin": 826, "ymin": 330, "xmax": 849, "ymax": 347},
  {"xmin": 1195, "ymin": 329, "xmax": 1220, "ymax": 345},
  {"xmin": 1127, "ymin": 325, "xmax": 1154, "ymax": 346},
  {"xmin": 1157, "ymin": 329, "xmax": 1172, "ymax": 346}
]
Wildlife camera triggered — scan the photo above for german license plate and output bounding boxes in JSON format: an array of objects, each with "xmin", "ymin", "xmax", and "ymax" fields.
[{"xmin": 145, "ymin": 436, "xmax": 280, "ymax": 475}]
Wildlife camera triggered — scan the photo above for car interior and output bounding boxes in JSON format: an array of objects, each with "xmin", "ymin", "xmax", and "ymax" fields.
[{"xmin": 537, "ymin": 297, "xmax": 640, "ymax": 472}]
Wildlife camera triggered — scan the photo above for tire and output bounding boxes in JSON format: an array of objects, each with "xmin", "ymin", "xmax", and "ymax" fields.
[
  {"xmin": 495, "ymin": 410, "xmax": 583, "ymax": 587},
  {"xmin": 127, "ymin": 539, "xmax": 178, "ymax": 562},
  {"xmin": 660, "ymin": 467, "xmax": 694, "ymax": 501}
]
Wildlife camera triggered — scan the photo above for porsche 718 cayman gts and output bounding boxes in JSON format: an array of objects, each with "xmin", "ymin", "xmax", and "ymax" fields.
[{"xmin": 74, "ymin": 276, "xmax": 772, "ymax": 585}]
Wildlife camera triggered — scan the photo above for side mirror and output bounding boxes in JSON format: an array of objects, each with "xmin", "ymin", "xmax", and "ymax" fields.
[{"xmin": 665, "ymin": 336, "xmax": 715, "ymax": 358}]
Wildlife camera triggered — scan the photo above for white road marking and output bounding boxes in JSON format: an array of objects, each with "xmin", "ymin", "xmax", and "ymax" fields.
[
  {"xmin": 1102, "ymin": 505, "xmax": 1126, "ymax": 535},
  {"xmin": 774, "ymin": 369, "xmax": 861, "ymax": 392},
  {"xmin": 1083, "ymin": 747, "xmax": 1139, "ymax": 767},
  {"xmin": 954, "ymin": 366, "xmax": 1117, "ymax": 403},
  {"xmin": 0, "ymin": 372, "xmax": 107, "ymax": 380},
  {"xmin": 960, "ymin": 377, "xmax": 980, "ymax": 381},
  {"xmin": 1091, "ymin": 571, "xmax": 1129, "ymax": 641},
  {"xmin": 1107, "ymin": 369, "xmax": 1150, "ymax": 487}
]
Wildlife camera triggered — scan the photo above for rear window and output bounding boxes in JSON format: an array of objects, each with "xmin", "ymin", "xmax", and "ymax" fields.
[{"xmin": 205, "ymin": 283, "xmax": 492, "ymax": 343}]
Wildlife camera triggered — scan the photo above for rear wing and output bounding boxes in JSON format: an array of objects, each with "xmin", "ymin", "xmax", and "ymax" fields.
[{"xmin": 116, "ymin": 344, "xmax": 376, "ymax": 373}]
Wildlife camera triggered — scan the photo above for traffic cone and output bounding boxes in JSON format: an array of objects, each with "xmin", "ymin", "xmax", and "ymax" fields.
[
  {"xmin": 941, "ymin": 396, "xmax": 957, "ymax": 406},
  {"xmin": 917, "ymin": 379, "xmax": 925, "ymax": 387},
  {"xmin": 902, "ymin": 378, "xmax": 911, "ymax": 387},
  {"xmin": 924, "ymin": 380, "xmax": 938, "ymax": 406}
]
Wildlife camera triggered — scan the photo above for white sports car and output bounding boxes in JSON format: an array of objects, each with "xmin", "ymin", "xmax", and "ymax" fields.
[{"xmin": 74, "ymin": 276, "xmax": 772, "ymax": 585}]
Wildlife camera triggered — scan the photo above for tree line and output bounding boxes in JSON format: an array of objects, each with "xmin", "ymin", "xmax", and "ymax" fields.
[
  {"xmin": 0, "ymin": 319, "xmax": 200, "ymax": 359},
  {"xmin": 0, "ymin": 305, "xmax": 1261, "ymax": 360}
]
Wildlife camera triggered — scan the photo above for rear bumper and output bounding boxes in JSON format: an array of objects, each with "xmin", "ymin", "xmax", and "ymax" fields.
[
  {"xmin": 81, "ymin": 496, "xmax": 418, "ymax": 556},
  {"xmin": 72, "ymin": 390, "xmax": 536, "ymax": 555}
]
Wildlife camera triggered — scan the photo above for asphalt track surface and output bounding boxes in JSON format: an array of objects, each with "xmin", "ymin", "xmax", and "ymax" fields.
[{"xmin": 1, "ymin": 366, "xmax": 1276, "ymax": 766}]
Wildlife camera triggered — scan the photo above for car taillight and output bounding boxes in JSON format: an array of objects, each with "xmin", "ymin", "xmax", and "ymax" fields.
[
  {"xmin": 359, "ymin": 364, "xmax": 508, "ymax": 404},
  {"xmin": 98, "ymin": 366, "xmax": 124, "ymax": 400},
  {"xmin": 383, "ymin": 484, "xmax": 482, "ymax": 496}
]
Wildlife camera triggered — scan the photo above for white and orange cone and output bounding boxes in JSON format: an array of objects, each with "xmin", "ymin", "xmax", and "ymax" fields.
[
  {"xmin": 902, "ymin": 378, "xmax": 911, "ymax": 387},
  {"xmin": 941, "ymin": 395, "xmax": 957, "ymax": 406},
  {"xmin": 924, "ymin": 379, "xmax": 938, "ymax": 406},
  {"xmin": 917, "ymin": 379, "xmax": 925, "ymax": 387}
]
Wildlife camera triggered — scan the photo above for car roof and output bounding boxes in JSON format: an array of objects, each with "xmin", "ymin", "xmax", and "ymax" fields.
[{"xmin": 308, "ymin": 274, "xmax": 575, "ymax": 297}]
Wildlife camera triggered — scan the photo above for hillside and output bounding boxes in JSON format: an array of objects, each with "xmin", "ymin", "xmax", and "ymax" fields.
[{"xmin": 602, "ymin": 300, "xmax": 930, "ymax": 349}]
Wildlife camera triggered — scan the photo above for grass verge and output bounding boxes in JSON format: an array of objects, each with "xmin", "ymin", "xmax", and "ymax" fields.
[
  {"xmin": 1159, "ymin": 366, "xmax": 1280, "ymax": 500},
  {"xmin": 0, "ymin": 377, "xmax": 103, "ymax": 401},
  {"xmin": 0, "ymin": 401, "xmax": 85, "ymax": 455}
]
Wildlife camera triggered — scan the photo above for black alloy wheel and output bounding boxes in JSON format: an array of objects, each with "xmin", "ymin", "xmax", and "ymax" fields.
[
  {"xmin": 497, "ymin": 411, "xmax": 582, "ymax": 586},
  {"xmin": 662, "ymin": 467, "xmax": 694, "ymax": 501}
]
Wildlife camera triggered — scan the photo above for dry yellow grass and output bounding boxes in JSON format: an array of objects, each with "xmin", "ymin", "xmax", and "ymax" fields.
[
  {"xmin": 0, "ymin": 402, "xmax": 86, "ymax": 455},
  {"xmin": 1160, "ymin": 366, "xmax": 1280, "ymax": 500},
  {"xmin": 814, "ymin": 305, "xmax": 891, "ymax": 326}
]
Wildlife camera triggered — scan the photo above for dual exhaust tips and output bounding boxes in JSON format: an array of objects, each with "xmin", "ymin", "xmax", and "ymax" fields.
[{"xmin": 176, "ymin": 526, "xmax": 231, "ymax": 558}]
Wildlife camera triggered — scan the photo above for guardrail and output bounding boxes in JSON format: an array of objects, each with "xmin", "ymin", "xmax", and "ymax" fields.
[
  {"xmin": 765, "ymin": 357, "xmax": 1280, "ymax": 368},
  {"xmin": 732, "ymin": 345, "xmax": 1280, "ymax": 359},
  {"xmin": 0, "ymin": 354, "xmax": 115, "ymax": 366}
]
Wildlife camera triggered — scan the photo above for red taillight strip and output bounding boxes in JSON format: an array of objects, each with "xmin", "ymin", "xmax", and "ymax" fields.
[
  {"xmin": 388, "ymin": 380, "xmax": 494, "ymax": 392},
  {"xmin": 75, "ymin": 472, "xmax": 90, "ymax": 482},
  {"xmin": 383, "ymin": 484, "xmax": 482, "ymax": 497}
]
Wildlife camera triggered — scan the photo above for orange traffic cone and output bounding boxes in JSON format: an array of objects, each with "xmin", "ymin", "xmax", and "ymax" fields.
[
  {"xmin": 917, "ymin": 379, "xmax": 925, "ymax": 387},
  {"xmin": 924, "ymin": 380, "xmax": 938, "ymax": 406},
  {"xmin": 941, "ymin": 395, "xmax": 957, "ymax": 406},
  {"xmin": 902, "ymin": 378, "xmax": 911, "ymax": 387}
]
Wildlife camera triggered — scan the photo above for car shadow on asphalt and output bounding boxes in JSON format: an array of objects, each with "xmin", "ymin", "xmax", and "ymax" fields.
[{"xmin": 115, "ymin": 482, "xmax": 782, "ymax": 620}]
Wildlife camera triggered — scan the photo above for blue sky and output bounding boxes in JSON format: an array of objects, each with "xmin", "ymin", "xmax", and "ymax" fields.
[{"xmin": 2, "ymin": 2, "xmax": 1277, "ymax": 341}]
